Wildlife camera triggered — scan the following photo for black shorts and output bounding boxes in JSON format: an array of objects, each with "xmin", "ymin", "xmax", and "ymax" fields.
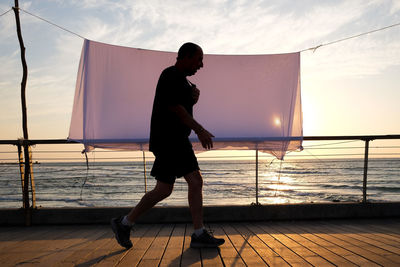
[{"xmin": 150, "ymin": 146, "xmax": 200, "ymax": 185}]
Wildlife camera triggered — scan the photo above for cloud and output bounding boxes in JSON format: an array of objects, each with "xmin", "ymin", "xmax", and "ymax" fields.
[
  {"xmin": 390, "ymin": 0, "xmax": 400, "ymax": 14},
  {"xmin": 0, "ymin": 8, "xmax": 17, "ymax": 40},
  {"xmin": 1, "ymin": 0, "xmax": 400, "ymax": 139},
  {"xmin": 69, "ymin": 0, "xmax": 391, "ymax": 55}
]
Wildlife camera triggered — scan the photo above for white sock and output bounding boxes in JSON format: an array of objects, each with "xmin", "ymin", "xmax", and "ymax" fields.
[
  {"xmin": 121, "ymin": 215, "xmax": 133, "ymax": 226},
  {"xmin": 194, "ymin": 227, "xmax": 205, "ymax": 237}
]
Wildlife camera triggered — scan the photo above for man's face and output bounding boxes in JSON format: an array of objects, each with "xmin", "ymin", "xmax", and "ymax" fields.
[{"xmin": 186, "ymin": 48, "xmax": 204, "ymax": 76}]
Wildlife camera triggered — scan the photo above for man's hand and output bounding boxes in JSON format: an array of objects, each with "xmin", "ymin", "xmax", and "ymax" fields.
[
  {"xmin": 168, "ymin": 105, "xmax": 212, "ymax": 149},
  {"xmin": 196, "ymin": 128, "xmax": 214, "ymax": 150},
  {"xmin": 192, "ymin": 86, "xmax": 200, "ymax": 104}
]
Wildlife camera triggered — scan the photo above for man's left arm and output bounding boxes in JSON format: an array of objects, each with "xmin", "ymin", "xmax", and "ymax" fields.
[{"xmin": 168, "ymin": 105, "xmax": 214, "ymax": 150}]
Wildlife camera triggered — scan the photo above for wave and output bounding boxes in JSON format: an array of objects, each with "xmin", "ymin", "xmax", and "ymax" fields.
[
  {"xmin": 1, "ymin": 159, "xmax": 399, "ymax": 208},
  {"xmin": 276, "ymin": 170, "xmax": 330, "ymax": 175}
]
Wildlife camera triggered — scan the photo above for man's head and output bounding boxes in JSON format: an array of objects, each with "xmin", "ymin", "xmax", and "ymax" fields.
[{"xmin": 176, "ymin": 42, "xmax": 203, "ymax": 76}]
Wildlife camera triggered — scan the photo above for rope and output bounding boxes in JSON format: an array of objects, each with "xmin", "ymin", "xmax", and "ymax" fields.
[
  {"xmin": 274, "ymin": 160, "xmax": 284, "ymax": 197},
  {"xmin": 18, "ymin": 7, "xmax": 85, "ymax": 39},
  {"xmin": 0, "ymin": 8, "xmax": 12, "ymax": 17},
  {"xmin": 300, "ymin": 22, "xmax": 400, "ymax": 53},
  {"xmin": 80, "ymin": 150, "xmax": 89, "ymax": 200}
]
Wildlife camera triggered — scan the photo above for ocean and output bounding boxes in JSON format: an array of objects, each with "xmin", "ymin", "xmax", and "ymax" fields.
[{"xmin": 0, "ymin": 158, "xmax": 399, "ymax": 208}]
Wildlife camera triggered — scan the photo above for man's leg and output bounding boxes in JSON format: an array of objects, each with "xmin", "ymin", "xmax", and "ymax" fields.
[
  {"xmin": 185, "ymin": 170, "xmax": 225, "ymax": 248},
  {"xmin": 127, "ymin": 180, "xmax": 174, "ymax": 223},
  {"xmin": 184, "ymin": 170, "xmax": 204, "ymax": 230},
  {"xmin": 111, "ymin": 180, "xmax": 173, "ymax": 249}
]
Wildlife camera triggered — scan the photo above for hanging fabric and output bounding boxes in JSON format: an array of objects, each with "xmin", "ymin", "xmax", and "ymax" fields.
[{"xmin": 69, "ymin": 39, "xmax": 303, "ymax": 159}]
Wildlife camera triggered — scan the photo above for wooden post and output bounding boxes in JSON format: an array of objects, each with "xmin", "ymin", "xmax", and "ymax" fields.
[{"xmin": 13, "ymin": 0, "xmax": 32, "ymax": 225}]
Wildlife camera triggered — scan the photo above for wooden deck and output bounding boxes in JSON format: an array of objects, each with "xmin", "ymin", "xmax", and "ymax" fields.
[{"xmin": 1, "ymin": 219, "xmax": 399, "ymax": 266}]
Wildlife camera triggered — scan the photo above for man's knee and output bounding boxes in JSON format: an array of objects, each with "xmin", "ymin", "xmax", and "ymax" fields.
[
  {"xmin": 161, "ymin": 187, "xmax": 173, "ymax": 198},
  {"xmin": 185, "ymin": 170, "xmax": 203, "ymax": 190},
  {"xmin": 154, "ymin": 182, "xmax": 174, "ymax": 199}
]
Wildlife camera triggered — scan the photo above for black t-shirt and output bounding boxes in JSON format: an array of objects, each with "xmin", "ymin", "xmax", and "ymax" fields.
[{"xmin": 149, "ymin": 66, "xmax": 195, "ymax": 152}]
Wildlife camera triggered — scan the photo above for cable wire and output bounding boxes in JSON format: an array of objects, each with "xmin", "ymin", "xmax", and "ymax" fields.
[
  {"xmin": 12, "ymin": 7, "xmax": 400, "ymax": 53},
  {"xmin": 19, "ymin": 7, "xmax": 85, "ymax": 39},
  {"xmin": 300, "ymin": 22, "xmax": 400, "ymax": 52},
  {"xmin": 0, "ymin": 8, "xmax": 12, "ymax": 17},
  {"xmin": 303, "ymin": 140, "xmax": 359, "ymax": 148}
]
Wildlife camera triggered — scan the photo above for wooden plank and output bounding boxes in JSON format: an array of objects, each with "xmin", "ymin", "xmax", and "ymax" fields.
[
  {"xmin": 0, "ymin": 226, "xmax": 81, "ymax": 266},
  {"xmin": 340, "ymin": 220, "xmax": 400, "ymax": 247},
  {"xmin": 34, "ymin": 225, "xmax": 106, "ymax": 266},
  {"xmin": 320, "ymin": 221, "xmax": 399, "ymax": 254},
  {"xmin": 363, "ymin": 220, "xmax": 400, "ymax": 242},
  {"xmin": 54, "ymin": 226, "xmax": 118, "ymax": 267},
  {"xmin": 69, "ymin": 227, "xmax": 117, "ymax": 266},
  {"xmin": 222, "ymin": 223, "xmax": 268, "ymax": 266},
  {"xmin": 211, "ymin": 224, "xmax": 246, "ymax": 267},
  {"xmin": 0, "ymin": 226, "xmax": 42, "ymax": 247},
  {"xmin": 276, "ymin": 222, "xmax": 358, "ymax": 266},
  {"xmin": 365, "ymin": 219, "xmax": 400, "ymax": 235},
  {"xmin": 180, "ymin": 224, "xmax": 201, "ymax": 267},
  {"xmin": 0, "ymin": 226, "xmax": 53, "ymax": 254},
  {"xmin": 95, "ymin": 224, "xmax": 150, "ymax": 266},
  {"xmin": 137, "ymin": 224, "xmax": 174, "ymax": 266},
  {"xmin": 249, "ymin": 223, "xmax": 312, "ymax": 267},
  {"xmin": 0, "ymin": 227, "xmax": 55, "ymax": 266},
  {"xmin": 200, "ymin": 247, "xmax": 224, "ymax": 267},
  {"xmin": 324, "ymin": 221, "xmax": 400, "ymax": 254},
  {"xmin": 319, "ymin": 221, "xmax": 400, "ymax": 264},
  {"xmin": 232, "ymin": 223, "xmax": 288, "ymax": 267},
  {"xmin": 265, "ymin": 222, "xmax": 334, "ymax": 266},
  {"xmin": 378, "ymin": 219, "xmax": 400, "ymax": 233},
  {"xmin": 0, "ymin": 226, "xmax": 57, "ymax": 248},
  {"xmin": 159, "ymin": 224, "xmax": 186, "ymax": 267},
  {"xmin": 200, "ymin": 224, "xmax": 224, "ymax": 267},
  {"xmin": 294, "ymin": 221, "xmax": 379, "ymax": 266},
  {"xmin": 266, "ymin": 222, "xmax": 337, "ymax": 267},
  {"xmin": 305, "ymin": 221, "xmax": 396, "ymax": 266},
  {"xmin": 116, "ymin": 224, "xmax": 162, "ymax": 266}
]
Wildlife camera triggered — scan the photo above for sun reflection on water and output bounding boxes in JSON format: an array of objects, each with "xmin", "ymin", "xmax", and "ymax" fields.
[{"xmin": 261, "ymin": 174, "xmax": 297, "ymax": 204}]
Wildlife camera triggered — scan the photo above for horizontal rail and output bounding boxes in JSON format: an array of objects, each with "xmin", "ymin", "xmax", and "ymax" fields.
[{"xmin": 0, "ymin": 134, "xmax": 399, "ymax": 146}]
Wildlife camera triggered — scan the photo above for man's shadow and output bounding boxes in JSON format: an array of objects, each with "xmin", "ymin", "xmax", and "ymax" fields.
[
  {"xmin": 167, "ymin": 247, "xmax": 220, "ymax": 266},
  {"xmin": 75, "ymin": 249, "xmax": 126, "ymax": 267}
]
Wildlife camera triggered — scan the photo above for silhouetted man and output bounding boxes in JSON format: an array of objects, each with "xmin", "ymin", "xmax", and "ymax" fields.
[{"xmin": 111, "ymin": 42, "xmax": 225, "ymax": 249}]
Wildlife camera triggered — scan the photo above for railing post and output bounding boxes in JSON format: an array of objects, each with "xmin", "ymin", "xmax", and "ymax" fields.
[
  {"xmin": 362, "ymin": 139, "xmax": 370, "ymax": 203},
  {"xmin": 142, "ymin": 150, "xmax": 147, "ymax": 193},
  {"xmin": 17, "ymin": 142, "xmax": 25, "ymax": 207},
  {"xmin": 255, "ymin": 147, "xmax": 259, "ymax": 205},
  {"xmin": 28, "ymin": 146, "xmax": 36, "ymax": 208},
  {"xmin": 22, "ymin": 143, "xmax": 32, "ymax": 225}
]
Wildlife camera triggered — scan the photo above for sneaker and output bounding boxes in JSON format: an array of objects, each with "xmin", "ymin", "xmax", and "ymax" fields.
[
  {"xmin": 111, "ymin": 216, "xmax": 133, "ymax": 249},
  {"xmin": 190, "ymin": 229, "xmax": 225, "ymax": 248}
]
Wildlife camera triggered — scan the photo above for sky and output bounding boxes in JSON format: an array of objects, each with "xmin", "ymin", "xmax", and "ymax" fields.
[{"xmin": 0, "ymin": 0, "xmax": 399, "ymax": 160}]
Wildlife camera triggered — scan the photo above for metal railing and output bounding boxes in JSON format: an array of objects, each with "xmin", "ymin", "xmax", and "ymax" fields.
[{"xmin": 0, "ymin": 135, "xmax": 399, "ymax": 214}]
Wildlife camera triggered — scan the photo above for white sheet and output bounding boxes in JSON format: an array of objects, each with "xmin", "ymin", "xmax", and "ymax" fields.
[{"xmin": 69, "ymin": 39, "xmax": 303, "ymax": 159}]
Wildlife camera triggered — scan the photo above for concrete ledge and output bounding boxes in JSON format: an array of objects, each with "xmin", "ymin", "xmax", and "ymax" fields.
[{"xmin": 1, "ymin": 202, "xmax": 400, "ymax": 225}]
